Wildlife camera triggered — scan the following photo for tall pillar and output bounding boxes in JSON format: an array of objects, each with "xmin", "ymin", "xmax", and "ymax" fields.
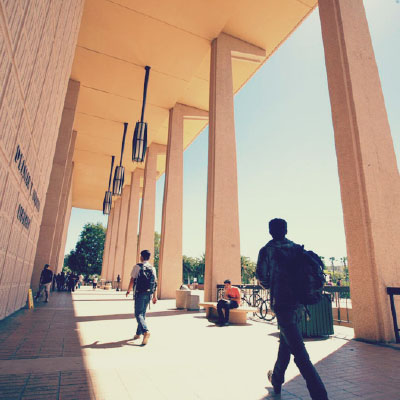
[
  {"xmin": 158, "ymin": 104, "xmax": 208, "ymax": 299},
  {"xmin": 31, "ymin": 80, "xmax": 80, "ymax": 292},
  {"xmin": 137, "ymin": 144, "xmax": 166, "ymax": 265},
  {"xmin": 101, "ymin": 206, "xmax": 114, "ymax": 280},
  {"xmin": 106, "ymin": 198, "xmax": 121, "ymax": 282},
  {"xmin": 55, "ymin": 165, "xmax": 74, "ymax": 274},
  {"xmin": 205, "ymin": 34, "xmax": 265, "ymax": 301},
  {"xmin": 319, "ymin": 0, "xmax": 400, "ymax": 342},
  {"xmin": 121, "ymin": 169, "xmax": 143, "ymax": 290},
  {"xmin": 113, "ymin": 186, "xmax": 131, "ymax": 284},
  {"xmin": 50, "ymin": 132, "xmax": 77, "ymax": 273},
  {"xmin": 57, "ymin": 182, "xmax": 74, "ymax": 273}
]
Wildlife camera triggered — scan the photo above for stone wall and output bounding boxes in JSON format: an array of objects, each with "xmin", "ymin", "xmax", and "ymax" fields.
[{"xmin": 0, "ymin": 0, "xmax": 84, "ymax": 319}]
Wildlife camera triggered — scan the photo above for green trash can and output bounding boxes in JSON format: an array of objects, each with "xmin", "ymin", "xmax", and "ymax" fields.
[{"xmin": 298, "ymin": 294, "xmax": 334, "ymax": 337}]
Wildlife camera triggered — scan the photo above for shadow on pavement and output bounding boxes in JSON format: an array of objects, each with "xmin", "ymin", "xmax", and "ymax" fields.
[
  {"xmin": 82, "ymin": 339, "xmax": 141, "ymax": 349},
  {"xmin": 0, "ymin": 291, "xmax": 96, "ymax": 399}
]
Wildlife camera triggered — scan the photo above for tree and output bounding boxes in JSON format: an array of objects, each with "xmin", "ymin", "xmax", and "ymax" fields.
[
  {"xmin": 329, "ymin": 256, "xmax": 336, "ymax": 281},
  {"xmin": 153, "ymin": 231, "xmax": 161, "ymax": 274},
  {"xmin": 183, "ymin": 255, "xmax": 197, "ymax": 283},
  {"xmin": 241, "ymin": 256, "xmax": 256, "ymax": 284},
  {"xmin": 64, "ymin": 223, "xmax": 106, "ymax": 277}
]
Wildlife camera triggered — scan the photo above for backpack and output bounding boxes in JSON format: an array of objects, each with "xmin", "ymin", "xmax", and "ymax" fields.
[
  {"xmin": 135, "ymin": 263, "xmax": 156, "ymax": 294},
  {"xmin": 291, "ymin": 246, "xmax": 326, "ymax": 305}
]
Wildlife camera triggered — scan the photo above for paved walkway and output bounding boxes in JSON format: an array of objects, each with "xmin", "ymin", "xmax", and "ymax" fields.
[{"xmin": 0, "ymin": 287, "xmax": 399, "ymax": 400}]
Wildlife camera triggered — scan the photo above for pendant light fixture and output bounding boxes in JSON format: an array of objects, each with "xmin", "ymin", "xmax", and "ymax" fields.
[
  {"xmin": 112, "ymin": 122, "xmax": 128, "ymax": 196},
  {"xmin": 132, "ymin": 65, "xmax": 151, "ymax": 162},
  {"xmin": 103, "ymin": 155, "xmax": 115, "ymax": 215}
]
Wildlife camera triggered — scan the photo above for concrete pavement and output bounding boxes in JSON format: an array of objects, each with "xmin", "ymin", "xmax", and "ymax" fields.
[{"xmin": 0, "ymin": 287, "xmax": 399, "ymax": 399}]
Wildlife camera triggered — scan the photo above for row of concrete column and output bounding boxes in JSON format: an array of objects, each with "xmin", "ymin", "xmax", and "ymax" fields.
[
  {"xmin": 100, "ymin": 34, "xmax": 266, "ymax": 301},
  {"xmin": 100, "ymin": 1, "xmax": 400, "ymax": 343},
  {"xmin": 32, "ymin": 0, "xmax": 400, "ymax": 343},
  {"xmin": 31, "ymin": 80, "xmax": 80, "ymax": 292}
]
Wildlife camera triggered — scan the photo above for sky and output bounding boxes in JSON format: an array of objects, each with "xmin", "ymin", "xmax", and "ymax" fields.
[{"xmin": 65, "ymin": 0, "xmax": 400, "ymax": 265}]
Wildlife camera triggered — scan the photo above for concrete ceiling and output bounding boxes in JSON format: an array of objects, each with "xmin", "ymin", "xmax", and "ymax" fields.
[{"xmin": 70, "ymin": 0, "xmax": 317, "ymax": 210}]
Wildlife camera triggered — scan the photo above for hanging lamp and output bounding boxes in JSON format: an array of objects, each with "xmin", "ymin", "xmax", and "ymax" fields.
[
  {"xmin": 112, "ymin": 122, "xmax": 128, "ymax": 196},
  {"xmin": 132, "ymin": 66, "xmax": 151, "ymax": 162},
  {"xmin": 103, "ymin": 155, "xmax": 115, "ymax": 215}
]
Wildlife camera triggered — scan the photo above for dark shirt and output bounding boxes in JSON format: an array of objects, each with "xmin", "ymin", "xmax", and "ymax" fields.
[
  {"xmin": 256, "ymin": 238, "xmax": 300, "ymax": 312},
  {"xmin": 40, "ymin": 269, "xmax": 53, "ymax": 284}
]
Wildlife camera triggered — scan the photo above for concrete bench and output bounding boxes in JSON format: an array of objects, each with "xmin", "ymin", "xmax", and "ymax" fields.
[
  {"xmin": 199, "ymin": 302, "xmax": 257, "ymax": 324},
  {"xmin": 176, "ymin": 290, "xmax": 200, "ymax": 311}
]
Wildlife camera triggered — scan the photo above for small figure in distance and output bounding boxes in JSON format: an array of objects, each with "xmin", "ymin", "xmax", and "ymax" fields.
[
  {"xmin": 116, "ymin": 274, "xmax": 121, "ymax": 291},
  {"xmin": 216, "ymin": 279, "xmax": 241, "ymax": 326},
  {"xmin": 92, "ymin": 275, "xmax": 98, "ymax": 290},
  {"xmin": 336, "ymin": 278, "xmax": 342, "ymax": 287},
  {"xmin": 126, "ymin": 250, "xmax": 157, "ymax": 345},
  {"xmin": 34, "ymin": 264, "xmax": 53, "ymax": 303},
  {"xmin": 256, "ymin": 218, "xmax": 328, "ymax": 400}
]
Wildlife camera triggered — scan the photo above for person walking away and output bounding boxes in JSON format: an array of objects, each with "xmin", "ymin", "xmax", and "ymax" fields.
[
  {"xmin": 92, "ymin": 275, "xmax": 98, "ymax": 289},
  {"xmin": 256, "ymin": 218, "xmax": 328, "ymax": 400},
  {"xmin": 126, "ymin": 250, "xmax": 157, "ymax": 345},
  {"xmin": 215, "ymin": 279, "xmax": 240, "ymax": 326},
  {"xmin": 116, "ymin": 274, "xmax": 121, "ymax": 291},
  {"xmin": 67, "ymin": 273, "xmax": 75, "ymax": 292},
  {"xmin": 78, "ymin": 274, "xmax": 84, "ymax": 289},
  {"xmin": 35, "ymin": 264, "xmax": 53, "ymax": 303},
  {"xmin": 51, "ymin": 273, "xmax": 56, "ymax": 292},
  {"xmin": 59, "ymin": 272, "xmax": 65, "ymax": 291}
]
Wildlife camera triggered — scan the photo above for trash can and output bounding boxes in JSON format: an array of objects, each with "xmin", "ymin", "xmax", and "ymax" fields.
[{"xmin": 299, "ymin": 294, "xmax": 334, "ymax": 337}]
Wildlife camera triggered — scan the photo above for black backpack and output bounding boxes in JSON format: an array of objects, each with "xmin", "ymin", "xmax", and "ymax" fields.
[
  {"xmin": 135, "ymin": 263, "xmax": 156, "ymax": 294},
  {"xmin": 292, "ymin": 246, "xmax": 326, "ymax": 305}
]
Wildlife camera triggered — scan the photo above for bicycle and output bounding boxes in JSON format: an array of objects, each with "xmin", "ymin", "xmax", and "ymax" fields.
[{"xmin": 258, "ymin": 298, "xmax": 276, "ymax": 321}]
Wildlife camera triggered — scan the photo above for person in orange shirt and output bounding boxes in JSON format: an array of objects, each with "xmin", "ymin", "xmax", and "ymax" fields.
[{"xmin": 216, "ymin": 279, "xmax": 241, "ymax": 326}]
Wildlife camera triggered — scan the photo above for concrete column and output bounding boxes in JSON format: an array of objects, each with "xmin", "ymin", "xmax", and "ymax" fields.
[
  {"xmin": 121, "ymin": 169, "xmax": 143, "ymax": 290},
  {"xmin": 158, "ymin": 104, "xmax": 208, "ymax": 299},
  {"xmin": 50, "ymin": 132, "xmax": 77, "ymax": 273},
  {"xmin": 113, "ymin": 186, "xmax": 131, "ymax": 285},
  {"xmin": 106, "ymin": 198, "xmax": 121, "ymax": 282},
  {"xmin": 55, "ymin": 166, "xmax": 74, "ymax": 274},
  {"xmin": 137, "ymin": 144, "xmax": 166, "ymax": 265},
  {"xmin": 319, "ymin": 0, "xmax": 400, "ymax": 342},
  {"xmin": 101, "ymin": 206, "xmax": 114, "ymax": 281},
  {"xmin": 205, "ymin": 34, "xmax": 265, "ymax": 301},
  {"xmin": 31, "ymin": 80, "xmax": 80, "ymax": 292}
]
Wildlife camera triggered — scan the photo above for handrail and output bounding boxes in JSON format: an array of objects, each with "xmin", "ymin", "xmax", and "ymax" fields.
[{"xmin": 387, "ymin": 287, "xmax": 400, "ymax": 343}]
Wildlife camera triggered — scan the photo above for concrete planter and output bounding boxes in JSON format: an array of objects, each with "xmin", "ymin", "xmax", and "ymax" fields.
[{"xmin": 176, "ymin": 289, "xmax": 190, "ymax": 309}]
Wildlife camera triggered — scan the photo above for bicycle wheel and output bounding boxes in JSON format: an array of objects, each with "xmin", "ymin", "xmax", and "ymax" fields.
[
  {"xmin": 255, "ymin": 298, "xmax": 266, "ymax": 319},
  {"xmin": 241, "ymin": 295, "xmax": 251, "ymax": 307},
  {"xmin": 260, "ymin": 300, "xmax": 276, "ymax": 321},
  {"xmin": 248, "ymin": 293, "xmax": 262, "ymax": 307}
]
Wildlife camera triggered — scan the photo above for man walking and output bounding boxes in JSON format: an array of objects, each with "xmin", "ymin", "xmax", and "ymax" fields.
[
  {"xmin": 116, "ymin": 274, "xmax": 121, "ymax": 291},
  {"xmin": 256, "ymin": 218, "xmax": 328, "ymax": 400},
  {"xmin": 126, "ymin": 250, "xmax": 157, "ymax": 345},
  {"xmin": 35, "ymin": 264, "xmax": 53, "ymax": 303}
]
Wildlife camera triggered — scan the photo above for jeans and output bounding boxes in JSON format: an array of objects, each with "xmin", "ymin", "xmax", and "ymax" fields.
[
  {"xmin": 36, "ymin": 283, "xmax": 51, "ymax": 301},
  {"xmin": 217, "ymin": 299, "xmax": 239, "ymax": 323},
  {"xmin": 272, "ymin": 308, "xmax": 328, "ymax": 400},
  {"xmin": 134, "ymin": 292, "xmax": 151, "ymax": 335}
]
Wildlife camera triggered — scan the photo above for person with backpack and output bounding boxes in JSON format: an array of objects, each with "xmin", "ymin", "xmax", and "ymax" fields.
[
  {"xmin": 256, "ymin": 218, "xmax": 328, "ymax": 400},
  {"xmin": 126, "ymin": 250, "xmax": 157, "ymax": 345},
  {"xmin": 34, "ymin": 264, "xmax": 53, "ymax": 303}
]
